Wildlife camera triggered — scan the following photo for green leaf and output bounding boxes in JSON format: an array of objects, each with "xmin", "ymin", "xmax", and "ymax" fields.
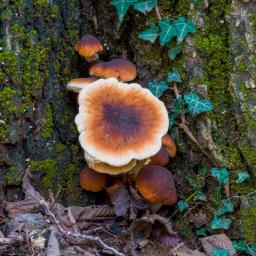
[
  {"xmin": 232, "ymin": 240, "xmax": 247, "ymax": 251},
  {"xmin": 111, "ymin": 0, "xmax": 137, "ymax": 21},
  {"xmin": 196, "ymin": 227, "xmax": 207, "ymax": 236},
  {"xmin": 159, "ymin": 18, "xmax": 177, "ymax": 46},
  {"xmin": 184, "ymin": 92, "xmax": 213, "ymax": 117},
  {"xmin": 133, "ymin": 0, "xmax": 157, "ymax": 14},
  {"xmin": 214, "ymin": 199, "xmax": 234, "ymax": 217},
  {"xmin": 169, "ymin": 113, "xmax": 177, "ymax": 130},
  {"xmin": 211, "ymin": 249, "xmax": 229, "ymax": 256},
  {"xmin": 138, "ymin": 22, "xmax": 159, "ymax": 43},
  {"xmin": 172, "ymin": 96, "xmax": 187, "ymax": 114},
  {"xmin": 173, "ymin": 16, "xmax": 196, "ymax": 44},
  {"xmin": 168, "ymin": 45, "xmax": 183, "ymax": 60},
  {"xmin": 210, "ymin": 216, "xmax": 232, "ymax": 230},
  {"xmin": 167, "ymin": 67, "xmax": 182, "ymax": 83},
  {"xmin": 236, "ymin": 171, "xmax": 250, "ymax": 184},
  {"xmin": 177, "ymin": 200, "xmax": 188, "ymax": 212},
  {"xmin": 148, "ymin": 80, "xmax": 168, "ymax": 98},
  {"xmin": 210, "ymin": 168, "xmax": 230, "ymax": 184},
  {"xmin": 194, "ymin": 192, "xmax": 207, "ymax": 202}
]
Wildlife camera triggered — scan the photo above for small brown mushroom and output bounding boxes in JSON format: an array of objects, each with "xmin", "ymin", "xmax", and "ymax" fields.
[
  {"xmin": 89, "ymin": 59, "xmax": 137, "ymax": 81},
  {"xmin": 75, "ymin": 35, "xmax": 103, "ymax": 61},
  {"xmin": 150, "ymin": 145, "xmax": 169, "ymax": 166},
  {"xmin": 135, "ymin": 165, "xmax": 177, "ymax": 205},
  {"xmin": 80, "ymin": 167, "xmax": 107, "ymax": 192},
  {"xmin": 66, "ymin": 77, "xmax": 98, "ymax": 93},
  {"xmin": 162, "ymin": 134, "xmax": 177, "ymax": 158}
]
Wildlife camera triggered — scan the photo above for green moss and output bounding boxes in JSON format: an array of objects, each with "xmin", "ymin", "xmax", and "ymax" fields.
[
  {"xmin": 0, "ymin": 122, "xmax": 9, "ymax": 143},
  {"xmin": 238, "ymin": 62, "xmax": 247, "ymax": 72},
  {"xmin": 30, "ymin": 159, "xmax": 57, "ymax": 189},
  {"xmin": 41, "ymin": 104, "xmax": 54, "ymax": 138},
  {"xmin": 241, "ymin": 207, "xmax": 256, "ymax": 243},
  {"xmin": 55, "ymin": 143, "xmax": 66, "ymax": 153},
  {"xmin": 62, "ymin": 163, "xmax": 81, "ymax": 204},
  {"xmin": 34, "ymin": 0, "xmax": 48, "ymax": 7}
]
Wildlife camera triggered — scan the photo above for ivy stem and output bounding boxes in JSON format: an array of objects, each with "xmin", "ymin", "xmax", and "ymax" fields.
[
  {"xmin": 155, "ymin": 4, "xmax": 219, "ymax": 166},
  {"xmin": 155, "ymin": 5, "xmax": 162, "ymax": 20}
]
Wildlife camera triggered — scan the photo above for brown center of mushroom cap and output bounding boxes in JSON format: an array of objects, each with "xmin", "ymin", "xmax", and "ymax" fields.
[{"xmin": 75, "ymin": 78, "xmax": 169, "ymax": 167}]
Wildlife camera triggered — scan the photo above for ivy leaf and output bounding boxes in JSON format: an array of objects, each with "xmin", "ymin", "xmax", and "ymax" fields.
[
  {"xmin": 168, "ymin": 45, "xmax": 183, "ymax": 60},
  {"xmin": 177, "ymin": 200, "xmax": 188, "ymax": 212},
  {"xmin": 111, "ymin": 0, "xmax": 137, "ymax": 21},
  {"xmin": 210, "ymin": 168, "xmax": 230, "ymax": 184},
  {"xmin": 184, "ymin": 92, "xmax": 213, "ymax": 117},
  {"xmin": 214, "ymin": 199, "xmax": 234, "ymax": 217},
  {"xmin": 148, "ymin": 80, "xmax": 168, "ymax": 98},
  {"xmin": 173, "ymin": 16, "xmax": 196, "ymax": 44},
  {"xmin": 167, "ymin": 67, "xmax": 182, "ymax": 83},
  {"xmin": 196, "ymin": 227, "xmax": 207, "ymax": 236},
  {"xmin": 159, "ymin": 18, "xmax": 177, "ymax": 46},
  {"xmin": 232, "ymin": 240, "xmax": 247, "ymax": 251},
  {"xmin": 211, "ymin": 249, "xmax": 230, "ymax": 256},
  {"xmin": 138, "ymin": 22, "xmax": 159, "ymax": 43},
  {"xmin": 236, "ymin": 171, "xmax": 250, "ymax": 184},
  {"xmin": 172, "ymin": 96, "xmax": 187, "ymax": 114},
  {"xmin": 210, "ymin": 216, "xmax": 232, "ymax": 230},
  {"xmin": 194, "ymin": 192, "xmax": 207, "ymax": 202},
  {"xmin": 133, "ymin": 0, "xmax": 157, "ymax": 14},
  {"xmin": 169, "ymin": 113, "xmax": 177, "ymax": 130}
]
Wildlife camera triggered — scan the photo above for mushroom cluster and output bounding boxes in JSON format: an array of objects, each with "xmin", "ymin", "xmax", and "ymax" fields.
[{"xmin": 67, "ymin": 35, "xmax": 178, "ymax": 207}]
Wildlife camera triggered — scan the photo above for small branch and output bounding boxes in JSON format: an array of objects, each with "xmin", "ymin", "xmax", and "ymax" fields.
[{"xmin": 155, "ymin": 5, "xmax": 162, "ymax": 21}]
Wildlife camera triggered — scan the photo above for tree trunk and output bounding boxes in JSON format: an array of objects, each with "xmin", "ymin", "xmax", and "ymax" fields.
[{"xmin": 0, "ymin": 0, "xmax": 255, "ymax": 244}]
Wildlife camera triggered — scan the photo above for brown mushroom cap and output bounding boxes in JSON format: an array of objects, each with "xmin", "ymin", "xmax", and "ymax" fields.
[
  {"xmin": 162, "ymin": 134, "xmax": 177, "ymax": 158},
  {"xmin": 80, "ymin": 167, "xmax": 107, "ymax": 192},
  {"xmin": 75, "ymin": 35, "xmax": 103, "ymax": 59},
  {"xmin": 87, "ymin": 159, "xmax": 137, "ymax": 175},
  {"xmin": 89, "ymin": 59, "xmax": 137, "ymax": 81},
  {"xmin": 135, "ymin": 165, "xmax": 177, "ymax": 205},
  {"xmin": 67, "ymin": 77, "xmax": 98, "ymax": 93},
  {"xmin": 75, "ymin": 78, "xmax": 169, "ymax": 167},
  {"xmin": 150, "ymin": 145, "xmax": 169, "ymax": 166}
]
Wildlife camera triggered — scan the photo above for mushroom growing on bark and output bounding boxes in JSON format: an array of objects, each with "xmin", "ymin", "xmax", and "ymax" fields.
[
  {"xmin": 80, "ymin": 167, "xmax": 107, "ymax": 192},
  {"xmin": 89, "ymin": 59, "xmax": 137, "ymax": 81},
  {"xmin": 66, "ymin": 77, "xmax": 98, "ymax": 93},
  {"xmin": 75, "ymin": 78, "xmax": 169, "ymax": 173},
  {"xmin": 75, "ymin": 35, "xmax": 103, "ymax": 61},
  {"xmin": 135, "ymin": 165, "xmax": 177, "ymax": 205}
]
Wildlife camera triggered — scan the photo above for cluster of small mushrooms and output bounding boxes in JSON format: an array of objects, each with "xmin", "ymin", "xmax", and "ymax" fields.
[{"xmin": 67, "ymin": 35, "xmax": 178, "ymax": 207}]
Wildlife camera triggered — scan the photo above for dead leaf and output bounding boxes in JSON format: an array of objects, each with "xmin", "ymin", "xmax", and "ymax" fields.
[
  {"xmin": 171, "ymin": 243, "xmax": 206, "ymax": 256},
  {"xmin": 199, "ymin": 234, "xmax": 236, "ymax": 256},
  {"xmin": 189, "ymin": 212, "xmax": 208, "ymax": 228},
  {"xmin": 71, "ymin": 205, "xmax": 116, "ymax": 222}
]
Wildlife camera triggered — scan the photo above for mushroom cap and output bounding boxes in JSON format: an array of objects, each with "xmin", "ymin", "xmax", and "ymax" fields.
[
  {"xmin": 75, "ymin": 78, "xmax": 169, "ymax": 167},
  {"xmin": 87, "ymin": 159, "xmax": 137, "ymax": 175},
  {"xmin": 75, "ymin": 35, "xmax": 103, "ymax": 59},
  {"xmin": 80, "ymin": 167, "xmax": 107, "ymax": 192},
  {"xmin": 89, "ymin": 59, "xmax": 137, "ymax": 81},
  {"xmin": 135, "ymin": 165, "xmax": 177, "ymax": 205},
  {"xmin": 67, "ymin": 77, "xmax": 98, "ymax": 93},
  {"xmin": 162, "ymin": 134, "xmax": 177, "ymax": 158},
  {"xmin": 150, "ymin": 145, "xmax": 169, "ymax": 166}
]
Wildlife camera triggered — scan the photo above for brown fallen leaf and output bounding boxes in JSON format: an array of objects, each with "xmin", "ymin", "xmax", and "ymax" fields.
[
  {"xmin": 171, "ymin": 243, "xmax": 206, "ymax": 256},
  {"xmin": 199, "ymin": 234, "xmax": 236, "ymax": 256},
  {"xmin": 71, "ymin": 205, "xmax": 116, "ymax": 222}
]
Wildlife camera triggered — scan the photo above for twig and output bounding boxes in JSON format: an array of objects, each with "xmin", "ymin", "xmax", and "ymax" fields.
[
  {"xmin": 23, "ymin": 170, "xmax": 125, "ymax": 256},
  {"xmin": 155, "ymin": 5, "xmax": 162, "ymax": 20}
]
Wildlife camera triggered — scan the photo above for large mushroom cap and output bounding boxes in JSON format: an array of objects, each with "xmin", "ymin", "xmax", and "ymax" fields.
[
  {"xmin": 89, "ymin": 59, "xmax": 137, "ymax": 81},
  {"xmin": 75, "ymin": 35, "xmax": 103, "ymax": 60},
  {"xmin": 75, "ymin": 78, "xmax": 169, "ymax": 167},
  {"xmin": 135, "ymin": 165, "xmax": 177, "ymax": 205}
]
